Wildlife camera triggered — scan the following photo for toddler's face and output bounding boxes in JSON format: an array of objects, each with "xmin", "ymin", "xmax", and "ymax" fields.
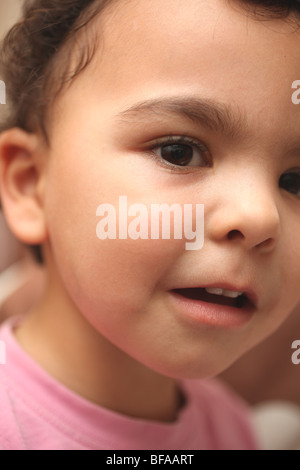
[{"xmin": 43, "ymin": 0, "xmax": 300, "ymax": 378}]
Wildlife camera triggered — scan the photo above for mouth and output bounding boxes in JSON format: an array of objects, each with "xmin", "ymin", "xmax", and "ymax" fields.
[
  {"xmin": 169, "ymin": 286, "xmax": 256, "ymax": 327},
  {"xmin": 172, "ymin": 287, "xmax": 252, "ymax": 309}
]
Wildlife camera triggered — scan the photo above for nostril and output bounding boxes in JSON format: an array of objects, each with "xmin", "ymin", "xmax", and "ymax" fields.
[
  {"xmin": 256, "ymin": 237, "xmax": 275, "ymax": 251},
  {"xmin": 227, "ymin": 230, "xmax": 244, "ymax": 241}
]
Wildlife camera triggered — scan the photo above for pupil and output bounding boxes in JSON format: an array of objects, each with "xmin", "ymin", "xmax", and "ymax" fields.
[
  {"xmin": 280, "ymin": 173, "xmax": 300, "ymax": 195},
  {"xmin": 161, "ymin": 144, "xmax": 193, "ymax": 166}
]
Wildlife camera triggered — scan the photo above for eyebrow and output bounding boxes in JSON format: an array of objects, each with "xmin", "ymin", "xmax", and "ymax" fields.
[{"xmin": 116, "ymin": 96, "xmax": 248, "ymax": 139}]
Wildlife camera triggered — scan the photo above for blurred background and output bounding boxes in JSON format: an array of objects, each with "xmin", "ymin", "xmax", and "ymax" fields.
[
  {"xmin": 0, "ymin": 0, "xmax": 299, "ymax": 449},
  {"xmin": 0, "ymin": 0, "xmax": 22, "ymax": 37}
]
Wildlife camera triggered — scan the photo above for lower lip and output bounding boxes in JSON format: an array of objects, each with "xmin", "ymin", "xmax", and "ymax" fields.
[{"xmin": 169, "ymin": 291, "xmax": 254, "ymax": 328}]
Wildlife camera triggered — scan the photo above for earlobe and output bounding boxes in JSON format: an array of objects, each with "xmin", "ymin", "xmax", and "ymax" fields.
[{"xmin": 0, "ymin": 128, "xmax": 48, "ymax": 245}]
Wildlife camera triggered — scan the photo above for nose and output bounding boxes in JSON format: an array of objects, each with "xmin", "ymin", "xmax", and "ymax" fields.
[{"xmin": 207, "ymin": 167, "xmax": 280, "ymax": 252}]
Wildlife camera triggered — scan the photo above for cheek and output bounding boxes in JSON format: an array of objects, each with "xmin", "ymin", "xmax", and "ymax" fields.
[
  {"xmin": 43, "ymin": 142, "xmax": 194, "ymax": 330},
  {"xmin": 52, "ymin": 236, "xmax": 182, "ymax": 334},
  {"xmin": 279, "ymin": 233, "xmax": 300, "ymax": 310},
  {"xmin": 44, "ymin": 162, "xmax": 184, "ymax": 327}
]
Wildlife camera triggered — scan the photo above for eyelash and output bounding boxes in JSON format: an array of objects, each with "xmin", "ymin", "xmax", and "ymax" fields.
[{"xmin": 148, "ymin": 135, "xmax": 210, "ymax": 171}]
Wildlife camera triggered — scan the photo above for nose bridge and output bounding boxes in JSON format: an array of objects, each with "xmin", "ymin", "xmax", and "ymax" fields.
[{"xmin": 208, "ymin": 163, "xmax": 280, "ymax": 249}]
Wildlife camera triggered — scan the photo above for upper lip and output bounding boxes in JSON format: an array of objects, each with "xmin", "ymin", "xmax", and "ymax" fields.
[{"xmin": 172, "ymin": 282, "xmax": 258, "ymax": 308}]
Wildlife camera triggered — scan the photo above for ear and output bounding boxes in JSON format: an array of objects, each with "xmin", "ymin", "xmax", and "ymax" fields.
[{"xmin": 0, "ymin": 128, "xmax": 48, "ymax": 245}]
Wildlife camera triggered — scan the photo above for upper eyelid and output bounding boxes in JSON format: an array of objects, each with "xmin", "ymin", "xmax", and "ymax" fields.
[
  {"xmin": 150, "ymin": 135, "xmax": 208, "ymax": 151},
  {"xmin": 282, "ymin": 168, "xmax": 300, "ymax": 174}
]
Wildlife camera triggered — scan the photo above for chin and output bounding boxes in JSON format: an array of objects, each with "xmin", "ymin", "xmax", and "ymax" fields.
[{"xmin": 141, "ymin": 354, "xmax": 238, "ymax": 381}]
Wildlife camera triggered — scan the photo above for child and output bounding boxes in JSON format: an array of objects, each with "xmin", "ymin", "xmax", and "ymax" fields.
[{"xmin": 0, "ymin": 0, "xmax": 300, "ymax": 450}]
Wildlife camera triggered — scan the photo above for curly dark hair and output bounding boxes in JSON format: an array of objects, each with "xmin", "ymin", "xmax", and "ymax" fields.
[{"xmin": 1, "ymin": 0, "xmax": 300, "ymax": 264}]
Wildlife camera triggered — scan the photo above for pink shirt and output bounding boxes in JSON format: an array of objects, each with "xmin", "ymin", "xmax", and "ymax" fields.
[{"xmin": 0, "ymin": 317, "xmax": 259, "ymax": 450}]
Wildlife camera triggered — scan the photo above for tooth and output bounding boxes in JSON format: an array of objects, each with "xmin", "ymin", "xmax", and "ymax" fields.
[
  {"xmin": 222, "ymin": 289, "xmax": 243, "ymax": 298},
  {"xmin": 205, "ymin": 287, "xmax": 224, "ymax": 296},
  {"xmin": 205, "ymin": 287, "xmax": 243, "ymax": 298}
]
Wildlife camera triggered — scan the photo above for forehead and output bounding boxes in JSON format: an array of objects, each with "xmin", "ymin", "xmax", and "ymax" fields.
[
  {"xmin": 53, "ymin": 0, "xmax": 300, "ymax": 143},
  {"xmin": 93, "ymin": 0, "xmax": 300, "ymax": 75}
]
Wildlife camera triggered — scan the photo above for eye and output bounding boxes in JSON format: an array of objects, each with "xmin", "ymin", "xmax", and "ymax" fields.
[
  {"xmin": 152, "ymin": 137, "xmax": 209, "ymax": 168},
  {"xmin": 279, "ymin": 172, "xmax": 300, "ymax": 196}
]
